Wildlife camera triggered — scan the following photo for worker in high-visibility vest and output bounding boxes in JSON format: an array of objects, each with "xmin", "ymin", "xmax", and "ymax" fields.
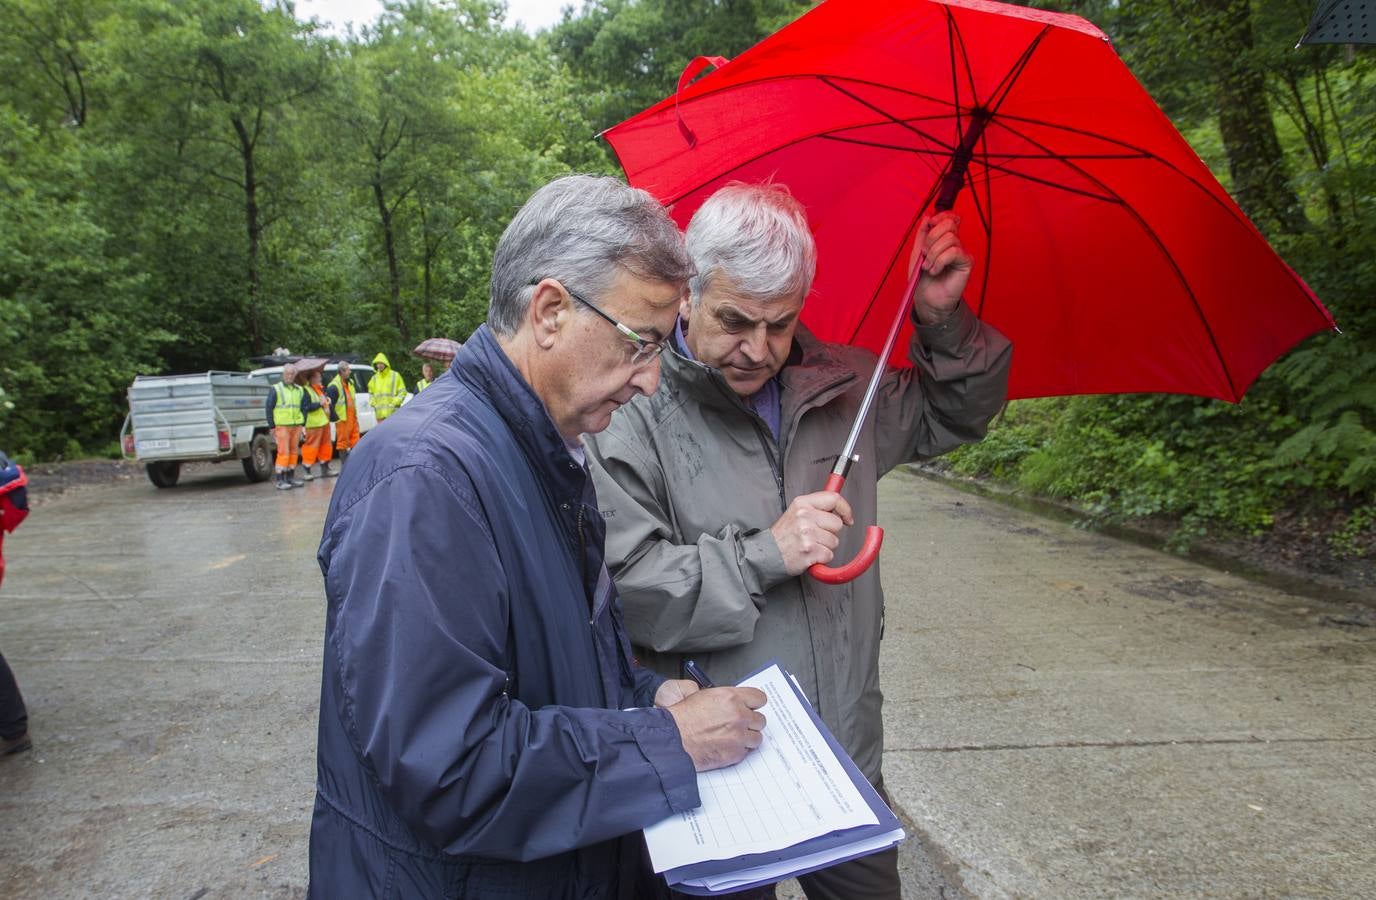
[
  {"xmin": 264, "ymin": 363, "xmax": 321, "ymax": 491},
  {"xmin": 368, "ymin": 353, "xmax": 406, "ymax": 421},
  {"xmin": 301, "ymin": 369, "xmax": 336, "ymax": 480},
  {"xmin": 416, "ymin": 362, "xmax": 435, "ymax": 392},
  {"xmin": 327, "ymin": 362, "xmax": 360, "ymax": 463}
]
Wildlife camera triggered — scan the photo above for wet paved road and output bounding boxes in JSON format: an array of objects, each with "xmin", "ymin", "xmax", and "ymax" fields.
[{"xmin": 1, "ymin": 464, "xmax": 1372, "ymax": 898}]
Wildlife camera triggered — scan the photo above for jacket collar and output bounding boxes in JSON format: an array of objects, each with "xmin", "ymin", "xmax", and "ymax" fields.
[
  {"xmin": 662, "ymin": 322, "xmax": 858, "ymax": 414},
  {"xmin": 453, "ymin": 325, "xmax": 587, "ymax": 494}
]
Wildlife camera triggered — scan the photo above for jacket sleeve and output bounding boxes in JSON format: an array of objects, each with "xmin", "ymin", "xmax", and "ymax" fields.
[
  {"xmin": 871, "ymin": 300, "xmax": 1013, "ymax": 475},
  {"xmin": 320, "ymin": 465, "xmax": 699, "ymax": 860},
  {"xmin": 586, "ymin": 430, "xmax": 791, "ymax": 654},
  {"xmin": 325, "ymin": 385, "xmax": 340, "ymax": 421},
  {"xmin": 264, "ymin": 389, "xmax": 276, "ymax": 428},
  {"xmin": 302, "ymin": 391, "xmax": 321, "ymax": 415}
]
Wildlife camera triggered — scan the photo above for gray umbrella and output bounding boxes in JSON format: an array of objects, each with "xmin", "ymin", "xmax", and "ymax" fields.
[{"xmin": 1297, "ymin": 0, "xmax": 1373, "ymax": 45}]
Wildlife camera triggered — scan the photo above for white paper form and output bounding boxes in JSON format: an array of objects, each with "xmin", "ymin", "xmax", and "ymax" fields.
[{"xmin": 644, "ymin": 663, "xmax": 879, "ymax": 873}]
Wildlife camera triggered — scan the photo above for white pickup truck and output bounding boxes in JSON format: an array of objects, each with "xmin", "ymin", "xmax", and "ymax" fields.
[{"xmin": 121, "ymin": 371, "xmax": 275, "ymax": 487}]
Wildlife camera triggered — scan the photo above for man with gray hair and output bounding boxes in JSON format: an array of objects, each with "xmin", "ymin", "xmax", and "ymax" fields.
[
  {"xmin": 586, "ymin": 182, "xmax": 1013, "ymax": 899},
  {"xmin": 308, "ymin": 175, "xmax": 768, "ymax": 898}
]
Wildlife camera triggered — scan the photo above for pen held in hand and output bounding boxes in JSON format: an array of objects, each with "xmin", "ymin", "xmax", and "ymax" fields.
[{"xmin": 682, "ymin": 659, "xmax": 715, "ymax": 689}]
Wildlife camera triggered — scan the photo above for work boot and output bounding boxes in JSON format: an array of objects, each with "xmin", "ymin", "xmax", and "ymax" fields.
[
  {"xmin": 275, "ymin": 471, "xmax": 292, "ymax": 491},
  {"xmin": 321, "ymin": 461, "xmax": 337, "ymax": 478},
  {"xmin": 1, "ymin": 731, "xmax": 31, "ymax": 755},
  {"xmin": 305, "ymin": 463, "xmax": 318, "ymax": 481},
  {"xmin": 291, "ymin": 466, "xmax": 306, "ymax": 487}
]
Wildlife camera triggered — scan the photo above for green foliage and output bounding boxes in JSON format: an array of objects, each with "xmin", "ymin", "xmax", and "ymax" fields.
[{"xmin": 0, "ymin": 106, "xmax": 171, "ymax": 457}]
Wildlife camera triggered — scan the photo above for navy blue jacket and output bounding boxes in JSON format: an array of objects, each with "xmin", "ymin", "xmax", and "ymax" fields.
[{"xmin": 309, "ymin": 326, "xmax": 699, "ymax": 898}]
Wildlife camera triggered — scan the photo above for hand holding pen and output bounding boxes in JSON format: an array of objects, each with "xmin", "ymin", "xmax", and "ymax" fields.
[{"xmin": 657, "ymin": 658, "xmax": 769, "ymax": 772}]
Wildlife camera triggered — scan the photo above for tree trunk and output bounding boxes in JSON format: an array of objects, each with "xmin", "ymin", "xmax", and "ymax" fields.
[
  {"xmin": 420, "ymin": 204, "xmax": 433, "ymax": 337},
  {"xmin": 373, "ymin": 174, "xmax": 408, "ymax": 344},
  {"xmin": 232, "ymin": 114, "xmax": 262, "ymax": 354},
  {"xmin": 1198, "ymin": 0, "xmax": 1307, "ymax": 234}
]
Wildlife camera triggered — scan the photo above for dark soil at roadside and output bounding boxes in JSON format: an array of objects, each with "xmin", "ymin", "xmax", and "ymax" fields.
[
  {"xmin": 909, "ymin": 461, "xmax": 1376, "ymax": 616},
  {"xmin": 20, "ymin": 458, "xmax": 142, "ymax": 506}
]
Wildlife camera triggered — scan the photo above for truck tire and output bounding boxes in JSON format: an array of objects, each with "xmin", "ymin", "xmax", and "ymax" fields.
[
  {"xmin": 242, "ymin": 433, "xmax": 273, "ymax": 483},
  {"xmin": 146, "ymin": 461, "xmax": 181, "ymax": 488}
]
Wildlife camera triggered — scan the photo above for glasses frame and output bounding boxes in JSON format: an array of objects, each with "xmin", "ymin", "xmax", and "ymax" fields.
[{"xmin": 563, "ymin": 286, "xmax": 666, "ymax": 368}]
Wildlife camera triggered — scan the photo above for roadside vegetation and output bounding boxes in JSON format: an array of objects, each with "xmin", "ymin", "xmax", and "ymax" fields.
[{"xmin": 0, "ymin": 0, "xmax": 1371, "ymax": 562}]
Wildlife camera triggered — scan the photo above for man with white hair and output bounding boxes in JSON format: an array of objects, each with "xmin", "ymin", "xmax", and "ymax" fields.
[
  {"xmin": 586, "ymin": 182, "xmax": 1013, "ymax": 899},
  {"xmin": 308, "ymin": 175, "xmax": 768, "ymax": 899}
]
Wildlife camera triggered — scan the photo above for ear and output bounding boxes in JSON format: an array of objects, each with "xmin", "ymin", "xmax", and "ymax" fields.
[
  {"xmin": 528, "ymin": 279, "xmax": 571, "ymax": 350},
  {"xmin": 679, "ymin": 291, "xmax": 694, "ymax": 322}
]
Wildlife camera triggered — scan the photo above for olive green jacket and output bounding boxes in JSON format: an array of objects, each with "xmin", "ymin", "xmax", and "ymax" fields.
[{"xmin": 584, "ymin": 302, "xmax": 1012, "ymax": 781}]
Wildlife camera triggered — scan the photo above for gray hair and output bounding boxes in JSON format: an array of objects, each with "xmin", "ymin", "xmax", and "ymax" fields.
[
  {"xmin": 488, "ymin": 175, "xmax": 693, "ymax": 337},
  {"xmin": 686, "ymin": 182, "xmax": 817, "ymax": 305}
]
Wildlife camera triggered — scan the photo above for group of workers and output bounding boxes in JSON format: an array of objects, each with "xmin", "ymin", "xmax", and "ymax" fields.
[
  {"xmin": 264, "ymin": 353, "xmax": 430, "ymax": 491},
  {"xmin": 306, "ymin": 174, "xmax": 1011, "ymax": 899}
]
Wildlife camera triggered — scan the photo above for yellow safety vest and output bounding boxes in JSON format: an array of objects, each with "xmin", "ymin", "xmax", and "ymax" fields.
[
  {"xmin": 369, "ymin": 369, "xmax": 405, "ymax": 419},
  {"xmin": 416, "ymin": 378, "xmax": 431, "ymax": 392},
  {"xmin": 272, "ymin": 383, "xmax": 306, "ymax": 427},
  {"xmin": 305, "ymin": 385, "xmax": 329, "ymax": 429},
  {"xmin": 327, "ymin": 374, "xmax": 354, "ymax": 418}
]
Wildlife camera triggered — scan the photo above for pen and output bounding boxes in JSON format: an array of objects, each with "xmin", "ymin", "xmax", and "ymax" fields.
[{"xmin": 682, "ymin": 659, "xmax": 716, "ymax": 689}]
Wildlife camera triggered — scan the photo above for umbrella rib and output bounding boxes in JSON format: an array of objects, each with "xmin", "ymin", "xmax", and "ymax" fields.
[
  {"xmin": 651, "ymin": 74, "xmax": 966, "ymax": 208},
  {"xmin": 817, "ymin": 133, "xmax": 1137, "ymax": 202},
  {"xmin": 818, "ymin": 77, "xmax": 960, "ymax": 149},
  {"xmin": 994, "ymin": 116, "xmax": 1241, "ymax": 398},
  {"xmin": 964, "ymin": 124, "xmax": 997, "ymax": 321}
]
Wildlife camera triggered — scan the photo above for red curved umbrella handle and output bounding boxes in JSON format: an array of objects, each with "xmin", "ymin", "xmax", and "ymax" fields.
[{"xmin": 807, "ymin": 473, "xmax": 884, "ymax": 584}]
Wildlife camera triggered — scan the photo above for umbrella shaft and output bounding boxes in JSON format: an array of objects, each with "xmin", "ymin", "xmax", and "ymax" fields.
[
  {"xmin": 832, "ymin": 255, "xmax": 926, "ymax": 478},
  {"xmin": 936, "ymin": 107, "xmax": 990, "ymax": 212}
]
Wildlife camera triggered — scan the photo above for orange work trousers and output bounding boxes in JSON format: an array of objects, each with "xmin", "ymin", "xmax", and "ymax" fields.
[
  {"xmin": 273, "ymin": 425, "xmax": 303, "ymax": 470},
  {"xmin": 301, "ymin": 426, "xmax": 333, "ymax": 466},
  {"xmin": 334, "ymin": 412, "xmax": 360, "ymax": 453}
]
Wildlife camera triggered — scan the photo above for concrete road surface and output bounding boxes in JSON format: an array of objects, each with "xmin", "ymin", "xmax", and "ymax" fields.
[{"xmin": 1, "ymin": 464, "xmax": 1372, "ymax": 898}]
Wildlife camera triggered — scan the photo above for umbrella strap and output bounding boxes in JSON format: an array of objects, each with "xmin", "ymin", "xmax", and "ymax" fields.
[{"xmin": 676, "ymin": 56, "xmax": 730, "ymax": 147}]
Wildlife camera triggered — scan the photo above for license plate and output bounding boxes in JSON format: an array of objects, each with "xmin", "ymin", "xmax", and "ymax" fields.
[{"xmin": 139, "ymin": 439, "xmax": 171, "ymax": 450}]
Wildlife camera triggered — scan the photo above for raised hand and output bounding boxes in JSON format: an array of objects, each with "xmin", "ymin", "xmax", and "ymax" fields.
[{"xmin": 908, "ymin": 211, "xmax": 972, "ymax": 325}]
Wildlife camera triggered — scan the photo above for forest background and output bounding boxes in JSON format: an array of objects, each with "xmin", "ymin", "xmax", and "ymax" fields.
[{"xmin": 0, "ymin": 0, "xmax": 1371, "ymax": 568}]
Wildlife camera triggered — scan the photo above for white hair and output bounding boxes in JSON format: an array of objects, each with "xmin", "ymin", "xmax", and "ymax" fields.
[
  {"xmin": 487, "ymin": 175, "xmax": 693, "ymax": 337},
  {"xmin": 685, "ymin": 182, "xmax": 817, "ymax": 305}
]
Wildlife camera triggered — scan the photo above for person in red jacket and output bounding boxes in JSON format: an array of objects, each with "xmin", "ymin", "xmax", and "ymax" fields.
[{"xmin": 0, "ymin": 451, "xmax": 31, "ymax": 756}]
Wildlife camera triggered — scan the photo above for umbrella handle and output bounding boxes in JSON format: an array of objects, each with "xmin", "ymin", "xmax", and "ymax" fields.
[{"xmin": 807, "ymin": 473, "xmax": 884, "ymax": 585}]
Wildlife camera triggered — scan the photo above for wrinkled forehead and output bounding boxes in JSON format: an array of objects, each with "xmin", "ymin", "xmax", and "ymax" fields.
[{"xmin": 701, "ymin": 280, "xmax": 805, "ymax": 320}]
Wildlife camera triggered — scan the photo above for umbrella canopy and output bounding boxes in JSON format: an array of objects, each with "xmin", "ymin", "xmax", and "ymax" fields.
[
  {"xmin": 292, "ymin": 356, "xmax": 328, "ymax": 378},
  {"xmin": 604, "ymin": 0, "xmax": 1336, "ymax": 403},
  {"xmin": 413, "ymin": 337, "xmax": 462, "ymax": 364},
  {"xmin": 1298, "ymin": 0, "xmax": 1373, "ymax": 45}
]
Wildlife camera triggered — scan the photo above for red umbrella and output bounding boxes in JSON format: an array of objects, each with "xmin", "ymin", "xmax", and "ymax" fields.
[
  {"xmin": 604, "ymin": 0, "xmax": 1336, "ymax": 582},
  {"xmin": 604, "ymin": 0, "xmax": 1335, "ymax": 402}
]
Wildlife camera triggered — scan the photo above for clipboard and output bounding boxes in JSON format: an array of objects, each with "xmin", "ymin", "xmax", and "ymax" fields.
[{"xmin": 651, "ymin": 660, "xmax": 905, "ymax": 895}]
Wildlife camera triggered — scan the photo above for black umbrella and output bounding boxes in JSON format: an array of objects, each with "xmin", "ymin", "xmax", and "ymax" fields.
[{"xmin": 1297, "ymin": 0, "xmax": 1373, "ymax": 46}]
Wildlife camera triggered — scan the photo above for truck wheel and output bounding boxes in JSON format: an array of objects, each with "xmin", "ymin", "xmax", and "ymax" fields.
[
  {"xmin": 146, "ymin": 461, "xmax": 181, "ymax": 488},
  {"xmin": 242, "ymin": 433, "xmax": 273, "ymax": 483}
]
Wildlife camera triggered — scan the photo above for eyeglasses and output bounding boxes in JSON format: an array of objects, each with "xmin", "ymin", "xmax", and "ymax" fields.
[{"xmin": 565, "ymin": 287, "xmax": 666, "ymax": 369}]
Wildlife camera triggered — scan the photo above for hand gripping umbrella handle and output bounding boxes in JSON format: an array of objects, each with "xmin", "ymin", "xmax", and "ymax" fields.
[
  {"xmin": 806, "ymin": 246, "xmax": 931, "ymax": 585},
  {"xmin": 807, "ymin": 473, "xmax": 885, "ymax": 584}
]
